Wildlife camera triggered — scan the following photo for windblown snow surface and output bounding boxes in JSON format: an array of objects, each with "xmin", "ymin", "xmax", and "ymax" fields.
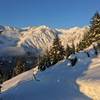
[{"xmin": 0, "ymin": 51, "xmax": 100, "ymax": 100}]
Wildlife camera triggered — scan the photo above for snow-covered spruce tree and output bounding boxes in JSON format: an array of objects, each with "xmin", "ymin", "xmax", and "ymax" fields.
[
  {"xmin": 77, "ymin": 40, "xmax": 85, "ymax": 51},
  {"xmin": 76, "ymin": 43, "xmax": 80, "ymax": 52},
  {"xmin": 97, "ymin": 43, "xmax": 100, "ymax": 50},
  {"xmin": 71, "ymin": 42, "xmax": 75, "ymax": 54},
  {"xmin": 65, "ymin": 44, "xmax": 72, "ymax": 59},
  {"xmin": 88, "ymin": 12, "xmax": 100, "ymax": 44},
  {"xmin": 49, "ymin": 36, "xmax": 65, "ymax": 65},
  {"xmin": 38, "ymin": 55, "xmax": 47, "ymax": 71},
  {"xmin": 45, "ymin": 49, "xmax": 52, "ymax": 68},
  {"xmin": 13, "ymin": 57, "xmax": 27, "ymax": 76},
  {"xmin": 77, "ymin": 12, "xmax": 100, "ymax": 51},
  {"xmin": 38, "ymin": 49, "xmax": 51, "ymax": 71},
  {"xmin": 77, "ymin": 31, "xmax": 90, "ymax": 51}
]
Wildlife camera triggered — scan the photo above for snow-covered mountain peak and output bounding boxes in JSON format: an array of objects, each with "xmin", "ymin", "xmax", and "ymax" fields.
[
  {"xmin": 59, "ymin": 26, "xmax": 89, "ymax": 47},
  {"xmin": 0, "ymin": 25, "xmax": 89, "ymax": 55},
  {"xmin": 17, "ymin": 25, "xmax": 57, "ymax": 51},
  {"xmin": 58, "ymin": 26, "xmax": 89, "ymax": 33},
  {"xmin": 37, "ymin": 25, "xmax": 49, "ymax": 29}
]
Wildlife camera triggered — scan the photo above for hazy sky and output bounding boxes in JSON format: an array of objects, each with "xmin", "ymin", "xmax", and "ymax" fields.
[{"xmin": 0, "ymin": 0, "xmax": 100, "ymax": 28}]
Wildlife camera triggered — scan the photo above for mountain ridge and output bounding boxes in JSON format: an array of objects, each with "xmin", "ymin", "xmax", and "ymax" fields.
[{"xmin": 0, "ymin": 25, "xmax": 89, "ymax": 55}]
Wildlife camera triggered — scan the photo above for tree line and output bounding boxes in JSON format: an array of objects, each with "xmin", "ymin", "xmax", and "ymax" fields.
[
  {"xmin": 38, "ymin": 35, "xmax": 76, "ymax": 71},
  {"xmin": 0, "ymin": 11, "xmax": 100, "ymax": 83},
  {"xmin": 38, "ymin": 11, "xmax": 100, "ymax": 71},
  {"xmin": 77, "ymin": 12, "xmax": 100, "ymax": 51}
]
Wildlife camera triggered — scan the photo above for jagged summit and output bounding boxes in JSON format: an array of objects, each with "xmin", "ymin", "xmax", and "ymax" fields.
[
  {"xmin": 58, "ymin": 26, "xmax": 89, "ymax": 47},
  {"xmin": 17, "ymin": 25, "xmax": 56, "ymax": 51},
  {"xmin": 37, "ymin": 25, "xmax": 50, "ymax": 29},
  {"xmin": 0, "ymin": 25, "xmax": 89, "ymax": 55}
]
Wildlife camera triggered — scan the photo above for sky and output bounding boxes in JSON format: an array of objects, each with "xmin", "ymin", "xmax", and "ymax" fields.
[{"xmin": 0, "ymin": 0, "xmax": 100, "ymax": 28}]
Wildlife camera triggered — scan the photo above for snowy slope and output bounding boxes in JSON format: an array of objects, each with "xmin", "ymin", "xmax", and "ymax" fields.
[
  {"xmin": 1, "ymin": 66, "xmax": 38, "ymax": 92},
  {"xmin": 77, "ymin": 55, "xmax": 100, "ymax": 100},
  {"xmin": 1, "ymin": 51, "xmax": 100, "ymax": 100}
]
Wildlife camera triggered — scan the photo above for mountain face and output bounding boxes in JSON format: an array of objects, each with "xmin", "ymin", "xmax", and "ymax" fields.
[
  {"xmin": 58, "ymin": 26, "xmax": 89, "ymax": 47},
  {"xmin": 17, "ymin": 26, "xmax": 57, "ymax": 51},
  {"xmin": 0, "ymin": 25, "xmax": 89, "ymax": 55}
]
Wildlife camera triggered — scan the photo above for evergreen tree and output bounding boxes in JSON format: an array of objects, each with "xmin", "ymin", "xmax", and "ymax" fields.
[
  {"xmin": 97, "ymin": 43, "xmax": 100, "ymax": 50},
  {"xmin": 38, "ymin": 49, "xmax": 51, "ymax": 71},
  {"xmin": 45, "ymin": 49, "xmax": 52, "ymax": 67},
  {"xmin": 76, "ymin": 43, "xmax": 80, "ymax": 52},
  {"xmin": 77, "ymin": 12, "xmax": 100, "ymax": 51},
  {"xmin": 71, "ymin": 42, "xmax": 75, "ymax": 54},
  {"xmin": 78, "ymin": 40, "xmax": 85, "ymax": 51},
  {"xmin": 49, "ymin": 36, "xmax": 65, "ymax": 64},
  {"xmin": 77, "ymin": 32, "xmax": 90, "ymax": 51},
  {"xmin": 93, "ymin": 44, "xmax": 98, "ymax": 55},
  {"xmin": 13, "ymin": 57, "xmax": 26, "ymax": 76},
  {"xmin": 38, "ymin": 55, "xmax": 47, "ymax": 71},
  {"xmin": 65, "ymin": 44, "xmax": 72, "ymax": 59},
  {"xmin": 88, "ymin": 12, "xmax": 100, "ymax": 44}
]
